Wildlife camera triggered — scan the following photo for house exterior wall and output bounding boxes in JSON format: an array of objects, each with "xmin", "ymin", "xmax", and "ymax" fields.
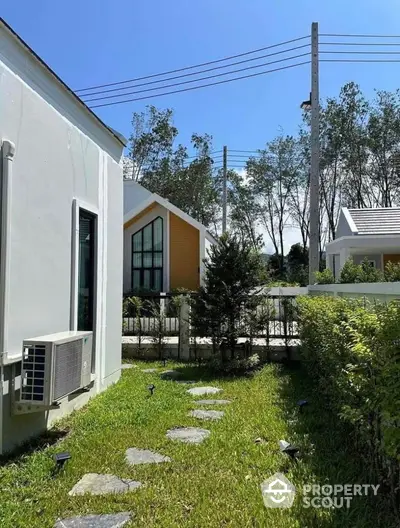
[
  {"xmin": 123, "ymin": 204, "xmax": 168, "ymax": 293},
  {"xmin": 124, "ymin": 180, "xmax": 152, "ymax": 216},
  {"xmin": 0, "ymin": 25, "xmax": 123, "ymax": 454},
  {"xmin": 336, "ymin": 210, "xmax": 354, "ymax": 238},
  {"xmin": 170, "ymin": 213, "xmax": 200, "ymax": 291},
  {"xmin": 383, "ymin": 254, "xmax": 400, "ymax": 267},
  {"xmin": 352, "ymin": 254, "xmax": 383, "ymax": 270}
]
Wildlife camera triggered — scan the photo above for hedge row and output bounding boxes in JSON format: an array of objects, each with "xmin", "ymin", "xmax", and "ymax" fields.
[{"xmin": 297, "ymin": 295, "xmax": 400, "ymax": 510}]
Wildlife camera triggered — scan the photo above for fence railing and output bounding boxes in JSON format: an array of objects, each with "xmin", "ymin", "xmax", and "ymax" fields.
[
  {"xmin": 122, "ymin": 293, "xmax": 299, "ymax": 340},
  {"xmin": 123, "ymin": 293, "xmax": 181, "ymax": 337}
]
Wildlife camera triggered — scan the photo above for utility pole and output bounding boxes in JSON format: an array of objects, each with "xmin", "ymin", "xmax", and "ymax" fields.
[
  {"xmin": 309, "ymin": 22, "xmax": 320, "ymax": 284},
  {"xmin": 222, "ymin": 145, "xmax": 228, "ymax": 233}
]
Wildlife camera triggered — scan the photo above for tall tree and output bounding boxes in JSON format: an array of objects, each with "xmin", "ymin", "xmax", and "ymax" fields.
[
  {"xmin": 248, "ymin": 135, "xmax": 301, "ymax": 273},
  {"xmin": 228, "ymin": 169, "xmax": 262, "ymax": 249},
  {"xmin": 125, "ymin": 106, "xmax": 220, "ymax": 230}
]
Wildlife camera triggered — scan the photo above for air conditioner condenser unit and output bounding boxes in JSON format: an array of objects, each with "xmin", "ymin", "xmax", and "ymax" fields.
[{"xmin": 15, "ymin": 331, "xmax": 93, "ymax": 414}]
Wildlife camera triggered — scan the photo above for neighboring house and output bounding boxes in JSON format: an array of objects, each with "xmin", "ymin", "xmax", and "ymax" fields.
[
  {"xmin": 326, "ymin": 207, "xmax": 400, "ymax": 279},
  {"xmin": 124, "ymin": 180, "xmax": 217, "ymax": 293},
  {"xmin": 0, "ymin": 19, "xmax": 125, "ymax": 454}
]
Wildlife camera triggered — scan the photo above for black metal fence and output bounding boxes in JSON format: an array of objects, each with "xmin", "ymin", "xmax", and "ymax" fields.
[
  {"xmin": 123, "ymin": 293, "xmax": 181, "ymax": 337},
  {"xmin": 122, "ymin": 293, "xmax": 298, "ymax": 340}
]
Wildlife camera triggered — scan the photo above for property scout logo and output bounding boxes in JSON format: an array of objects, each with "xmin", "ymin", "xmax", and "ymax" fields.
[{"xmin": 261, "ymin": 473, "xmax": 380, "ymax": 509}]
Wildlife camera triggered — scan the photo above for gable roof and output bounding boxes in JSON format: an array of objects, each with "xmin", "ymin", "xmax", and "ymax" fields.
[
  {"xmin": 124, "ymin": 180, "xmax": 217, "ymax": 243},
  {"xmin": 345, "ymin": 207, "xmax": 400, "ymax": 235},
  {"xmin": 0, "ymin": 17, "xmax": 126, "ymax": 147}
]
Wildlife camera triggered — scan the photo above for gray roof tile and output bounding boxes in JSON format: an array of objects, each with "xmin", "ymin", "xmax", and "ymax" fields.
[{"xmin": 348, "ymin": 208, "xmax": 400, "ymax": 235}]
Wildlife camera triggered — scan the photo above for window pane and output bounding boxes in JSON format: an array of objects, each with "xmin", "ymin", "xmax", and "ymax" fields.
[
  {"xmin": 143, "ymin": 253, "xmax": 152, "ymax": 268},
  {"xmin": 133, "ymin": 252, "xmax": 142, "ymax": 268},
  {"xmin": 133, "ymin": 270, "xmax": 141, "ymax": 290},
  {"xmin": 132, "ymin": 232, "xmax": 142, "ymax": 252},
  {"xmin": 143, "ymin": 224, "xmax": 152, "ymax": 251},
  {"xmin": 153, "ymin": 270, "xmax": 162, "ymax": 291},
  {"xmin": 153, "ymin": 252, "xmax": 162, "ymax": 268},
  {"xmin": 154, "ymin": 218, "xmax": 163, "ymax": 250},
  {"xmin": 143, "ymin": 270, "xmax": 151, "ymax": 290},
  {"xmin": 78, "ymin": 211, "xmax": 95, "ymax": 331}
]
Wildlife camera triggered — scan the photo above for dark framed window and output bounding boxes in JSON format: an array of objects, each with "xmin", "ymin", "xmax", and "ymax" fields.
[
  {"xmin": 78, "ymin": 210, "xmax": 96, "ymax": 331},
  {"xmin": 132, "ymin": 217, "xmax": 163, "ymax": 292}
]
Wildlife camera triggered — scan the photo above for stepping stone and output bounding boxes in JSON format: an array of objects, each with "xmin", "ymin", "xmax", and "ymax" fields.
[
  {"xmin": 54, "ymin": 512, "xmax": 131, "ymax": 527},
  {"xmin": 121, "ymin": 364, "xmax": 136, "ymax": 370},
  {"xmin": 189, "ymin": 410, "xmax": 224, "ymax": 421},
  {"xmin": 142, "ymin": 368, "xmax": 157, "ymax": 373},
  {"xmin": 166, "ymin": 427, "xmax": 210, "ymax": 444},
  {"xmin": 195, "ymin": 399, "xmax": 232, "ymax": 405},
  {"xmin": 126, "ymin": 448, "xmax": 171, "ymax": 465},
  {"xmin": 68, "ymin": 473, "xmax": 142, "ymax": 496},
  {"xmin": 160, "ymin": 370, "xmax": 181, "ymax": 380},
  {"xmin": 187, "ymin": 386, "xmax": 222, "ymax": 396}
]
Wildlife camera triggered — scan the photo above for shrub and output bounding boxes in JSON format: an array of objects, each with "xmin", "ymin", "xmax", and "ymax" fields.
[
  {"xmin": 191, "ymin": 233, "xmax": 267, "ymax": 361},
  {"xmin": 314, "ymin": 268, "xmax": 335, "ymax": 284},
  {"xmin": 384, "ymin": 261, "xmax": 400, "ymax": 282},
  {"xmin": 338, "ymin": 258, "xmax": 361, "ymax": 283},
  {"xmin": 339, "ymin": 257, "xmax": 384, "ymax": 283},
  {"xmin": 297, "ymin": 295, "xmax": 400, "ymax": 511}
]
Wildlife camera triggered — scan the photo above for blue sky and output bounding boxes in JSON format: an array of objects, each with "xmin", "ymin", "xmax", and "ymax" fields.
[{"xmin": 3, "ymin": 0, "xmax": 400, "ymax": 155}]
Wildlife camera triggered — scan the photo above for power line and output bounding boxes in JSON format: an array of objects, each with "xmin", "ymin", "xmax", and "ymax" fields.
[
  {"xmin": 320, "ymin": 50, "xmax": 400, "ymax": 54},
  {"xmin": 185, "ymin": 150, "xmax": 222, "ymax": 159},
  {"xmin": 321, "ymin": 59, "xmax": 400, "ymax": 63},
  {"xmin": 76, "ymin": 35, "xmax": 310, "ymax": 93},
  {"xmin": 89, "ymin": 60, "xmax": 310, "ymax": 109},
  {"xmin": 320, "ymin": 41, "xmax": 400, "ymax": 46},
  {"xmin": 321, "ymin": 33, "xmax": 400, "ymax": 38},
  {"xmin": 80, "ymin": 44, "xmax": 311, "ymax": 98},
  {"xmin": 84, "ymin": 53, "xmax": 310, "ymax": 103},
  {"xmin": 229, "ymin": 149, "xmax": 261, "ymax": 153}
]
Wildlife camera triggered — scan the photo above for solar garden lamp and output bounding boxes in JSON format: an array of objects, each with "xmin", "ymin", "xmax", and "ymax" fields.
[
  {"xmin": 53, "ymin": 452, "xmax": 71, "ymax": 473},
  {"xmin": 148, "ymin": 384, "xmax": 155, "ymax": 396},
  {"xmin": 297, "ymin": 399, "xmax": 309, "ymax": 413},
  {"xmin": 279, "ymin": 440, "xmax": 300, "ymax": 460}
]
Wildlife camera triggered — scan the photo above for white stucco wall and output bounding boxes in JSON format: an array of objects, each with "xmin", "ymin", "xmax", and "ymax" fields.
[
  {"xmin": 124, "ymin": 180, "xmax": 152, "ymax": 215},
  {"xmin": 309, "ymin": 282, "xmax": 400, "ymax": 303},
  {"xmin": 0, "ymin": 24, "xmax": 124, "ymax": 453}
]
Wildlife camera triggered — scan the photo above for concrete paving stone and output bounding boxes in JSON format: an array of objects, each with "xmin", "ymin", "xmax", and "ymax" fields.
[
  {"xmin": 194, "ymin": 399, "xmax": 232, "ymax": 405},
  {"xmin": 189, "ymin": 410, "xmax": 224, "ymax": 421},
  {"xmin": 125, "ymin": 448, "xmax": 171, "ymax": 465},
  {"xmin": 166, "ymin": 427, "xmax": 210, "ymax": 444},
  {"xmin": 187, "ymin": 386, "xmax": 222, "ymax": 396},
  {"xmin": 68, "ymin": 473, "xmax": 142, "ymax": 496},
  {"xmin": 54, "ymin": 512, "xmax": 131, "ymax": 528}
]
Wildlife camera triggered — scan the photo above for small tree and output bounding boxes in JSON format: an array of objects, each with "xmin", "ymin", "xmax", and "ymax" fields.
[
  {"xmin": 191, "ymin": 233, "xmax": 267, "ymax": 361},
  {"xmin": 384, "ymin": 261, "xmax": 400, "ymax": 282}
]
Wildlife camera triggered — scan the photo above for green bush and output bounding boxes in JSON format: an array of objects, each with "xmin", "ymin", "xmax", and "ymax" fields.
[
  {"xmin": 297, "ymin": 295, "xmax": 400, "ymax": 510},
  {"xmin": 339, "ymin": 257, "xmax": 384, "ymax": 283},
  {"xmin": 314, "ymin": 268, "xmax": 335, "ymax": 284},
  {"xmin": 384, "ymin": 261, "xmax": 400, "ymax": 282}
]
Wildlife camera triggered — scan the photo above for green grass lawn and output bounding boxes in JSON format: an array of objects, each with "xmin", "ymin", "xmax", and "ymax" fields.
[{"xmin": 0, "ymin": 361, "xmax": 396, "ymax": 528}]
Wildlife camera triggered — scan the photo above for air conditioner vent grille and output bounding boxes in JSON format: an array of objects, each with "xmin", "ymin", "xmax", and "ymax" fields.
[
  {"xmin": 53, "ymin": 340, "xmax": 83, "ymax": 401},
  {"xmin": 21, "ymin": 344, "xmax": 46, "ymax": 402}
]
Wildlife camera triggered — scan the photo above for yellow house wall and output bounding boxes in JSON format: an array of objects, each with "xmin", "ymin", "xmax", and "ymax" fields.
[{"xmin": 169, "ymin": 212, "xmax": 200, "ymax": 291}]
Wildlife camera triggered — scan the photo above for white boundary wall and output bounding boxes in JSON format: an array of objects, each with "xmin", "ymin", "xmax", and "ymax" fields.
[{"xmin": 308, "ymin": 282, "xmax": 400, "ymax": 303}]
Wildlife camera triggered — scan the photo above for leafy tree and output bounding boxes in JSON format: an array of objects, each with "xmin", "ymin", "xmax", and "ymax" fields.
[
  {"xmin": 287, "ymin": 243, "xmax": 308, "ymax": 286},
  {"xmin": 247, "ymin": 135, "xmax": 301, "ymax": 273},
  {"xmin": 228, "ymin": 169, "xmax": 262, "ymax": 249},
  {"xmin": 125, "ymin": 106, "xmax": 220, "ymax": 229},
  {"xmin": 191, "ymin": 234, "xmax": 267, "ymax": 360}
]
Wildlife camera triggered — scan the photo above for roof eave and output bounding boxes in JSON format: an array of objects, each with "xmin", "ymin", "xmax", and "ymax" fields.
[{"xmin": 0, "ymin": 17, "xmax": 126, "ymax": 148}]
